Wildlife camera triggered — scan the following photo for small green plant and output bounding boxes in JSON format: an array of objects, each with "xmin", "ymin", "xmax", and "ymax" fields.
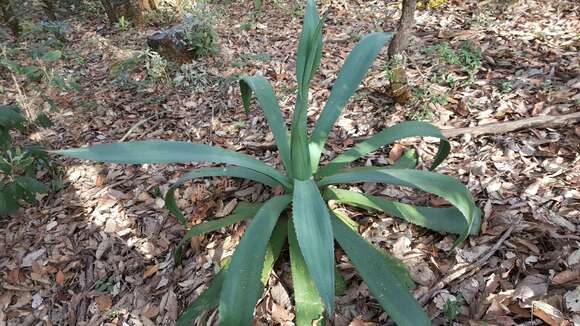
[
  {"xmin": 540, "ymin": 79, "xmax": 553, "ymax": 92},
  {"xmin": 424, "ymin": 41, "xmax": 482, "ymax": 86},
  {"xmin": 181, "ymin": 7, "xmax": 218, "ymax": 58},
  {"xmin": 499, "ymin": 80, "xmax": 512, "ymax": 94},
  {"xmin": 0, "ymin": 106, "xmax": 52, "ymax": 215},
  {"xmin": 384, "ymin": 54, "xmax": 406, "ymax": 82},
  {"xmin": 116, "ymin": 15, "xmax": 128, "ymax": 31},
  {"xmin": 57, "ymin": 1, "xmax": 480, "ymax": 325},
  {"xmin": 443, "ymin": 295, "xmax": 464, "ymax": 323},
  {"xmin": 141, "ymin": 49, "xmax": 169, "ymax": 82}
]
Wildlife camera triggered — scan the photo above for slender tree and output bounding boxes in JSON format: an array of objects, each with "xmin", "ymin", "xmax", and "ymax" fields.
[
  {"xmin": 388, "ymin": 0, "xmax": 417, "ymax": 59},
  {"xmin": 386, "ymin": 0, "xmax": 417, "ymax": 104}
]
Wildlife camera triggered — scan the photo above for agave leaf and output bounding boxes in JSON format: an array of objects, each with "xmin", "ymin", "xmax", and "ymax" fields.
[
  {"xmin": 392, "ymin": 149, "xmax": 418, "ymax": 169},
  {"xmin": 319, "ymin": 168, "xmax": 480, "ymax": 246},
  {"xmin": 291, "ymin": 0, "xmax": 323, "ymax": 180},
  {"xmin": 165, "ymin": 166, "xmax": 280, "ymax": 225},
  {"xmin": 239, "ymin": 76, "xmax": 292, "ymax": 173},
  {"xmin": 219, "ymin": 195, "xmax": 291, "ymax": 325},
  {"xmin": 295, "ymin": 0, "xmax": 322, "ymax": 95},
  {"xmin": 309, "ymin": 32, "xmax": 394, "ymax": 172},
  {"xmin": 317, "ymin": 121, "xmax": 450, "ymax": 177},
  {"xmin": 177, "ymin": 217, "xmax": 288, "ymax": 325},
  {"xmin": 173, "ymin": 202, "xmax": 262, "ymax": 264},
  {"xmin": 332, "ymin": 214, "xmax": 430, "ymax": 325},
  {"xmin": 325, "ymin": 188, "xmax": 479, "ymax": 235},
  {"xmin": 56, "ymin": 141, "xmax": 291, "ymax": 189},
  {"xmin": 176, "ymin": 266, "xmax": 226, "ymax": 326},
  {"xmin": 292, "ymin": 179, "xmax": 335, "ymax": 315},
  {"xmin": 289, "ymin": 220, "xmax": 325, "ymax": 326}
]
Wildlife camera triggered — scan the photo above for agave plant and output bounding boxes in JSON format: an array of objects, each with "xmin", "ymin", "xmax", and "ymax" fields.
[{"xmin": 57, "ymin": 1, "xmax": 480, "ymax": 325}]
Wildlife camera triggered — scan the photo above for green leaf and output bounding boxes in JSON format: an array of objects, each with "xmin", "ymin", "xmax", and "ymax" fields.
[
  {"xmin": 325, "ymin": 188, "xmax": 478, "ymax": 235},
  {"xmin": 165, "ymin": 166, "xmax": 281, "ymax": 225},
  {"xmin": 41, "ymin": 50, "xmax": 62, "ymax": 62},
  {"xmin": 295, "ymin": 0, "xmax": 322, "ymax": 95},
  {"xmin": 0, "ymin": 156, "xmax": 11, "ymax": 174},
  {"xmin": 261, "ymin": 215, "xmax": 289, "ymax": 284},
  {"xmin": 239, "ymin": 76, "xmax": 292, "ymax": 173},
  {"xmin": 34, "ymin": 112, "xmax": 53, "ymax": 128},
  {"xmin": 55, "ymin": 141, "xmax": 291, "ymax": 189},
  {"xmin": 174, "ymin": 202, "xmax": 262, "ymax": 264},
  {"xmin": 392, "ymin": 149, "xmax": 418, "ymax": 169},
  {"xmin": 176, "ymin": 266, "xmax": 226, "ymax": 326},
  {"xmin": 317, "ymin": 122, "xmax": 450, "ymax": 177},
  {"xmin": 0, "ymin": 189, "xmax": 19, "ymax": 214},
  {"xmin": 219, "ymin": 195, "xmax": 291, "ymax": 325},
  {"xmin": 177, "ymin": 216, "xmax": 288, "ymax": 326},
  {"xmin": 15, "ymin": 176, "xmax": 48, "ymax": 194},
  {"xmin": 331, "ymin": 209, "xmax": 414, "ymax": 288},
  {"xmin": 291, "ymin": 0, "xmax": 323, "ymax": 180},
  {"xmin": 332, "ymin": 214, "xmax": 430, "ymax": 325},
  {"xmin": 0, "ymin": 106, "xmax": 26, "ymax": 129},
  {"xmin": 292, "ymin": 179, "xmax": 334, "ymax": 314},
  {"xmin": 319, "ymin": 168, "xmax": 480, "ymax": 246},
  {"xmin": 309, "ymin": 32, "xmax": 394, "ymax": 171},
  {"xmin": 289, "ymin": 220, "xmax": 325, "ymax": 326}
]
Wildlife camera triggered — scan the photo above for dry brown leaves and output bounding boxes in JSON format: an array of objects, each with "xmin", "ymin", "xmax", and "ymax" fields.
[{"xmin": 0, "ymin": 0, "xmax": 579, "ymax": 325}]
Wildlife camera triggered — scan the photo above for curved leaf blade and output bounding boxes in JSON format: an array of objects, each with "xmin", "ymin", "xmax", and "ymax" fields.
[
  {"xmin": 292, "ymin": 179, "xmax": 335, "ymax": 315},
  {"xmin": 291, "ymin": 0, "xmax": 323, "ymax": 180},
  {"xmin": 174, "ymin": 202, "xmax": 262, "ymax": 264},
  {"xmin": 165, "ymin": 166, "xmax": 280, "ymax": 225},
  {"xmin": 325, "ymin": 188, "xmax": 478, "ymax": 235},
  {"xmin": 332, "ymin": 214, "xmax": 431, "ymax": 325},
  {"xmin": 295, "ymin": 0, "xmax": 322, "ymax": 94},
  {"xmin": 309, "ymin": 32, "xmax": 394, "ymax": 171},
  {"xmin": 219, "ymin": 195, "xmax": 291, "ymax": 325},
  {"xmin": 176, "ymin": 266, "xmax": 226, "ymax": 326},
  {"xmin": 317, "ymin": 121, "xmax": 450, "ymax": 177},
  {"xmin": 56, "ymin": 141, "xmax": 291, "ymax": 189},
  {"xmin": 319, "ymin": 168, "xmax": 480, "ymax": 245},
  {"xmin": 289, "ymin": 220, "xmax": 325, "ymax": 326},
  {"xmin": 177, "ymin": 217, "xmax": 288, "ymax": 325},
  {"xmin": 240, "ymin": 76, "xmax": 292, "ymax": 173}
]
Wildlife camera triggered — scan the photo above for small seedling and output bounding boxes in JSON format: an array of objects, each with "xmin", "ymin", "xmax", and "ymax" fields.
[{"xmin": 443, "ymin": 295, "xmax": 464, "ymax": 323}]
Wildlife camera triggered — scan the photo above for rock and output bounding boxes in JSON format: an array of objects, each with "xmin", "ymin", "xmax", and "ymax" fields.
[{"xmin": 147, "ymin": 26, "xmax": 194, "ymax": 63}]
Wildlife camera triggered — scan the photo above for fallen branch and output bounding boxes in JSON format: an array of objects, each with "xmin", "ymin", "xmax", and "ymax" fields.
[
  {"xmin": 439, "ymin": 111, "xmax": 580, "ymax": 138},
  {"xmin": 241, "ymin": 112, "xmax": 580, "ymax": 151},
  {"xmin": 418, "ymin": 224, "xmax": 516, "ymax": 305},
  {"xmin": 118, "ymin": 109, "xmax": 171, "ymax": 142}
]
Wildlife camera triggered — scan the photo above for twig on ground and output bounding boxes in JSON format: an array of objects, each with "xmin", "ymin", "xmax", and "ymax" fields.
[
  {"xmin": 118, "ymin": 109, "xmax": 171, "ymax": 142},
  {"xmin": 418, "ymin": 224, "xmax": 516, "ymax": 305}
]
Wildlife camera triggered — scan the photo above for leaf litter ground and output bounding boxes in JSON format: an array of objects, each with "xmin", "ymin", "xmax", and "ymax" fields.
[{"xmin": 0, "ymin": 0, "xmax": 578, "ymax": 325}]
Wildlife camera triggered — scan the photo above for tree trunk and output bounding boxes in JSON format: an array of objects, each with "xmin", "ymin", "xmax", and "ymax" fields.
[
  {"xmin": 0, "ymin": 0, "xmax": 19, "ymax": 38},
  {"xmin": 385, "ymin": 0, "xmax": 417, "ymax": 104},
  {"xmin": 100, "ymin": 0, "xmax": 146, "ymax": 26},
  {"xmin": 387, "ymin": 0, "xmax": 417, "ymax": 59},
  {"xmin": 41, "ymin": 0, "xmax": 57, "ymax": 20}
]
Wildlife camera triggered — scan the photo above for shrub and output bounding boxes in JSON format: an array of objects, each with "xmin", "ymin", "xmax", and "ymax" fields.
[
  {"xmin": 56, "ymin": 1, "xmax": 481, "ymax": 324},
  {"xmin": 181, "ymin": 9, "xmax": 218, "ymax": 58},
  {"xmin": 0, "ymin": 106, "xmax": 52, "ymax": 215}
]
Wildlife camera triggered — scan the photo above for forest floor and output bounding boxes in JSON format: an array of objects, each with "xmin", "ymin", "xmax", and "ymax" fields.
[{"xmin": 1, "ymin": 0, "xmax": 579, "ymax": 325}]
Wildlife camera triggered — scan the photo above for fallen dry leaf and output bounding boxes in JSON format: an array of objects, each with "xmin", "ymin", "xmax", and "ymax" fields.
[
  {"xmin": 95, "ymin": 295, "xmax": 112, "ymax": 312},
  {"xmin": 143, "ymin": 265, "xmax": 159, "ymax": 279},
  {"xmin": 55, "ymin": 270, "xmax": 65, "ymax": 285},
  {"xmin": 532, "ymin": 301, "xmax": 567, "ymax": 326}
]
